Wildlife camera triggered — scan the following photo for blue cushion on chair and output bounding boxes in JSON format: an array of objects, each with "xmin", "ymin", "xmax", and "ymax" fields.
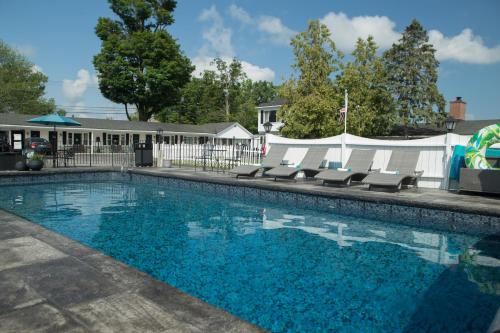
[{"xmin": 328, "ymin": 161, "xmax": 342, "ymax": 169}]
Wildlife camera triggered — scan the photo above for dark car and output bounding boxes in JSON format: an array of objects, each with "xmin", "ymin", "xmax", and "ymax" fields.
[{"xmin": 23, "ymin": 137, "xmax": 53, "ymax": 155}]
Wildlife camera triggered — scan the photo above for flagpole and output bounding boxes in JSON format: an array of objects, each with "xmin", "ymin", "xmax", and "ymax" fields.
[{"xmin": 344, "ymin": 89, "xmax": 348, "ymax": 134}]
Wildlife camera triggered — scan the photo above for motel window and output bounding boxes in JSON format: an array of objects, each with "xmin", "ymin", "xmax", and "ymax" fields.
[
  {"xmin": 163, "ymin": 136, "xmax": 169, "ymax": 144},
  {"xmin": 269, "ymin": 110, "xmax": 277, "ymax": 123},
  {"xmin": 68, "ymin": 133, "xmax": 73, "ymax": 145},
  {"xmin": 120, "ymin": 134, "xmax": 125, "ymax": 145},
  {"xmin": 102, "ymin": 133, "xmax": 106, "ymax": 145},
  {"xmin": 62, "ymin": 132, "xmax": 67, "ymax": 145},
  {"xmin": 126, "ymin": 134, "xmax": 129, "ymax": 146},
  {"xmin": 83, "ymin": 133, "xmax": 88, "ymax": 145},
  {"xmin": 260, "ymin": 110, "xmax": 264, "ymax": 124},
  {"xmin": 107, "ymin": 134, "xmax": 112, "ymax": 145},
  {"xmin": 30, "ymin": 131, "xmax": 40, "ymax": 138}
]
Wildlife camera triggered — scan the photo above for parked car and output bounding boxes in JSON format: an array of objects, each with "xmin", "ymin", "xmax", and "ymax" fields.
[{"xmin": 23, "ymin": 137, "xmax": 52, "ymax": 156}]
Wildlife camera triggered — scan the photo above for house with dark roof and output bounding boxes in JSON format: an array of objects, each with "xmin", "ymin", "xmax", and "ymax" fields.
[
  {"xmin": 372, "ymin": 97, "xmax": 499, "ymax": 139},
  {"xmin": 256, "ymin": 98, "xmax": 286, "ymax": 134},
  {"xmin": 0, "ymin": 113, "xmax": 254, "ymax": 152}
]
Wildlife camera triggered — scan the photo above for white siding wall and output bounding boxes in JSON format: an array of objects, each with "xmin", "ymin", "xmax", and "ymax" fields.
[
  {"xmin": 267, "ymin": 133, "xmax": 472, "ymax": 189},
  {"xmin": 216, "ymin": 124, "xmax": 253, "ymax": 139}
]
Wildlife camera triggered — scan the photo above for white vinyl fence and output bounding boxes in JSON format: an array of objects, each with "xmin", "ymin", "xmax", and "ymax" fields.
[{"xmin": 267, "ymin": 133, "xmax": 473, "ymax": 189}]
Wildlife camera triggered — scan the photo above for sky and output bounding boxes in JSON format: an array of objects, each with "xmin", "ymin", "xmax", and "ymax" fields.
[{"xmin": 1, "ymin": 0, "xmax": 499, "ymax": 120}]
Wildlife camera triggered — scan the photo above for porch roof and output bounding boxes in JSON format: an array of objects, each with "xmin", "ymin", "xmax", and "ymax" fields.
[{"xmin": 0, "ymin": 113, "xmax": 241, "ymax": 136}]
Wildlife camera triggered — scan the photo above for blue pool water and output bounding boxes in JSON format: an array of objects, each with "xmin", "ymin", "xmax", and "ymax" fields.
[{"xmin": 0, "ymin": 179, "xmax": 499, "ymax": 332}]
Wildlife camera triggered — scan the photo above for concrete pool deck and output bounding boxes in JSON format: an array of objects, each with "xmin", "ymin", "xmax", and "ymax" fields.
[{"xmin": 0, "ymin": 209, "xmax": 265, "ymax": 333}]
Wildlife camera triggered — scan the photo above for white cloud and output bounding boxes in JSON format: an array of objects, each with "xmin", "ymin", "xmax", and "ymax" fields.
[
  {"xmin": 240, "ymin": 60, "xmax": 275, "ymax": 81},
  {"xmin": 227, "ymin": 5, "xmax": 296, "ymax": 46},
  {"xmin": 192, "ymin": 56, "xmax": 275, "ymax": 82},
  {"xmin": 257, "ymin": 16, "xmax": 297, "ymax": 46},
  {"xmin": 62, "ymin": 69, "xmax": 98, "ymax": 103},
  {"xmin": 228, "ymin": 4, "xmax": 252, "ymax": 25},
  {"xmin": 429, "ymin": 28, "xmax": 500, "ymax": 64},
  {"xmin": 194, "ymin": 6, "xmax": 275, "ymax": 82},
  {"xmin": 320, "ymin": 11, "xmax": 400, "ymax": 51},
  {"xmin": 319, "ymin": 11, "xmax": 500, "ymax": 65},
  {"xmin": 199, "ymin": 5, "xmax": 234, "ymax": 57}
]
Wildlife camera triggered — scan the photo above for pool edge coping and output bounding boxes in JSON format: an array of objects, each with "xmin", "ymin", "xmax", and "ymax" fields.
[
  {"xmin": 129, "ymin": 169, "xmax": 500, "ymax": 218},
  {"xmin": 1, "ymin": 167, "xmax": 498, "ymax": 218}
]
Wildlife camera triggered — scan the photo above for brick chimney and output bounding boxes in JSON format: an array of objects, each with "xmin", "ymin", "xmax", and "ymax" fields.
[{"xmin": 449, "ymin": 96, "xmax": 466, "ymax": 120}]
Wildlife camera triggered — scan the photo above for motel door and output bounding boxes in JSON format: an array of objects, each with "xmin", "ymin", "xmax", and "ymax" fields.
[
  {"xmin": 0, "ymin": 131, "xmax": 8, "ymax": 144},
  {"xmin": 73, "ymin": 133, "xmax": 82, "ymax": 145},
  {"xmin": 133, "ymin": 134, "xmax": 140, "ymax": 145},
  {"xmin": 48, "ymin": 131, "xmax": 58, "ymax": 152},
  {"xmin": 10, "ymin": 130, "xmax": 24, "ymax": 151}
]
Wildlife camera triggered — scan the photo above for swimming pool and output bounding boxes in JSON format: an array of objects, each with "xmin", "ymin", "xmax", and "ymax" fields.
[{"xmin": 0, "ymin": 176, "xmax": 498, "ymax": 332}]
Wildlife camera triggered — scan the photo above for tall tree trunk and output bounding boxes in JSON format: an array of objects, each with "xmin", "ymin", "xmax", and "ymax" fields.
[
  {"xmin": 124, "ymin": 104, "xmax": 131, "ymax": 121},
  {"xmin": 138, "ymin": 106, "xmax": 149, "ymax": 121}
]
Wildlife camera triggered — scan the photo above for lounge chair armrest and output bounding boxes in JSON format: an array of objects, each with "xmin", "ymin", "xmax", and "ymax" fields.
[
  {"xmin": 414, "ymin": 170, "xmax": 424, "ymax": 177},
  {"xmin": 369, "ymin": 168, "xmax": 381, "ymax": 173}
]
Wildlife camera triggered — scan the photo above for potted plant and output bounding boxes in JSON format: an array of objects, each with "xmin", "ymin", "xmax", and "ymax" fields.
[{"xmin": 27, "ymin": 152, "xmax": 44, "ymax": 171}]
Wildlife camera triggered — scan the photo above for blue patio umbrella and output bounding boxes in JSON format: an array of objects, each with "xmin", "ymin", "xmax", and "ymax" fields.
[
  {"xmin": 28, "ymin": 113, "xmax": 81, "ymax": 167},
  {"xmin": 28, "ymin": 113, "xmax": 81, "ymax": 127}
]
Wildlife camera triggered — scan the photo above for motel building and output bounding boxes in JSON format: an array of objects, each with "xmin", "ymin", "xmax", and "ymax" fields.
[
  {"xmin": 256, "ymin": 98, "xmax": 286, "ymax": 135},
  {"xmin": 0, "ymin": 112, "xmax": 254, "ymax": 152}
]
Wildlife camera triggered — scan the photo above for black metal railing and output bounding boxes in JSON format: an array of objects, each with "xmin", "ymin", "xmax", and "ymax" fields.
[
  {"xmin": 45, "ymin": 145, "xmax": 134, "ymax": 168},
  {"xmin": 42, "ymin": 142, "xmax": 262, "ymax": 172}
]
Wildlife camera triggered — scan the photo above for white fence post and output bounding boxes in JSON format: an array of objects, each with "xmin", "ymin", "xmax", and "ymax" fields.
[{"xmin": 341, "ymin": 133, "xmax": 347, "ymax": 168}]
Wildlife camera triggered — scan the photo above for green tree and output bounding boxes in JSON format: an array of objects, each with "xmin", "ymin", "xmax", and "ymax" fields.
[
  {"xmin": 337, "ymin": 37, "xmax": 396, "ymax": 136},
  {"xmin": 233, "ymin": 79, "xmax": 277, "ymax": 133},
  {"xmin": 244, "ymin": 80, "xmax": 277, "ymax": 106},
  {"xmin": 383, "ymin": 19, "xmax": 446, "ymax": 136},
  {"xmin": 93, "ymin": 0, "xmax": 193, "ymax": 121},
  {"xmin": 278, "ymin": 20, "xmax": 343, "ymax": 139},
  {"xmin": 0, "ymin": 40, "xmax": 56, "ymax": 114},
  {"xmin": 158, "ymin": 57, "xmax": 277, "ymax": 133}
]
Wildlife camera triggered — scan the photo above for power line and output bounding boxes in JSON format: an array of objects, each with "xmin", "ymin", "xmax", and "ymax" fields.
[{"xmin": 56, "ymin": 104, "xmax": 137, "ymax": 110}]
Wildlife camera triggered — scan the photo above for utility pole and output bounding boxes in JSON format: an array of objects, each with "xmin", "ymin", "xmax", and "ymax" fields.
[{"xmin": 224, "ymin": 88, "xmax": 229, "ymax": 121}]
